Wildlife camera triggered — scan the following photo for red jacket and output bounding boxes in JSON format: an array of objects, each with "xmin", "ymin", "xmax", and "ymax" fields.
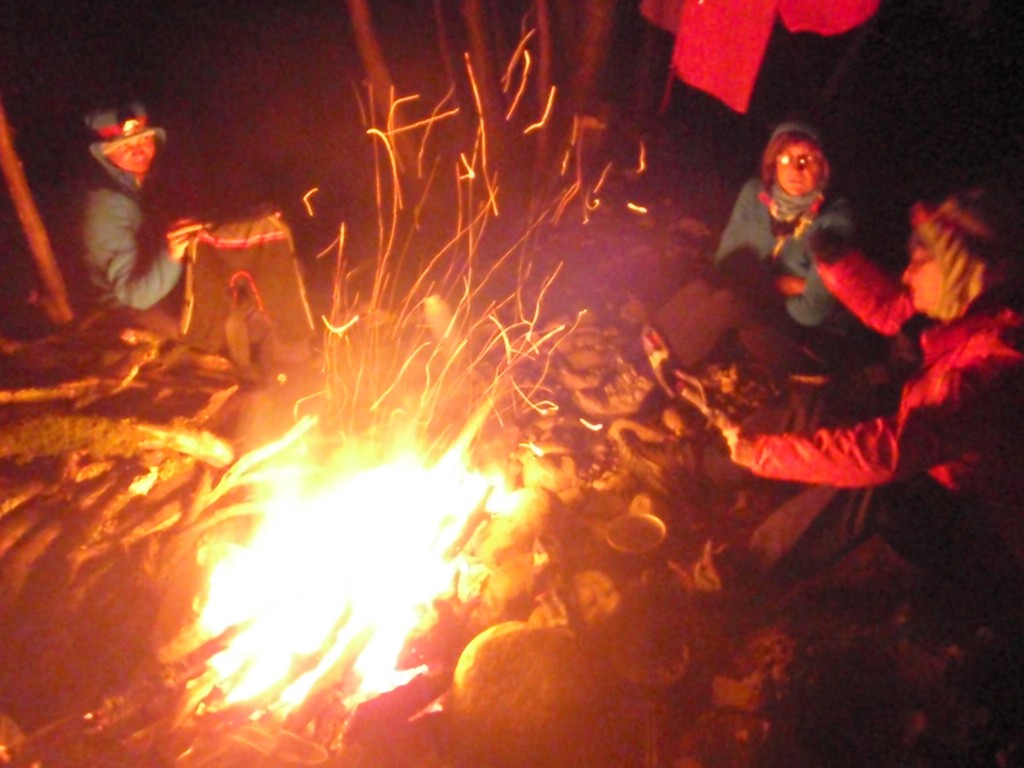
[{"xmin": 739, "ymin": 253, "xmax": 1024, "ymax": 515}]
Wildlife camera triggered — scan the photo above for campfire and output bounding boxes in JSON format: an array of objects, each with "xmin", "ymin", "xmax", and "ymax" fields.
[
  {"xmin": 1, "ymin": 31, "xmax": 668, "ymax": 768},
  {"xmin": 182, "ymin": 439, "xmax": 509, "ymax": 716}
]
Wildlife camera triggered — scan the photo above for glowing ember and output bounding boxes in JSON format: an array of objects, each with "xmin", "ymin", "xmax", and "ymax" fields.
[{"xmin": 195, "ymin": 448, "xmax": 508, "ymax": 714}]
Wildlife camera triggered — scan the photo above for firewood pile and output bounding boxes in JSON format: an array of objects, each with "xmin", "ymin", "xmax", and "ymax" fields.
[{"xmin": 0, "ymin": 313, "xmax": 312, "ymax": 765}]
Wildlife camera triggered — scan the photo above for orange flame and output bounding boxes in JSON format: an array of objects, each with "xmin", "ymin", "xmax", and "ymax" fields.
[{"xmin": 195, "ymin": 447, "xmax": 508, "ymax": 713}]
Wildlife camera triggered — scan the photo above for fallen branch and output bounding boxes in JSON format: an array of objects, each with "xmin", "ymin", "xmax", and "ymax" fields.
[
  {"xmin": 200, "ymin": 414, "xmax": 317, "ymax": 508},
  {"xmin": 0, "ymin": 414, "xmax": 234, "ymax": 467},
  {"xmin": 0, "ymin": 377, "xmax": 104, "ymax": 404}
]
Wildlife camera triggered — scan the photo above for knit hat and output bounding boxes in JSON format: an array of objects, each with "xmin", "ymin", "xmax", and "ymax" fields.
[
  {"xmin": 85, "ymin": 102, "xmax": 166, "ymax": 154},
  {"xmin": 910, "ymin": 189, "xmax": 1003, "ymax": 320},
  {"xmin": 769, "ymin": 120, "xmax": 821, "ymax": 145}
]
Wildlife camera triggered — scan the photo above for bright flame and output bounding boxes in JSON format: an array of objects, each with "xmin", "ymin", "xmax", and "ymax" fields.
[{"xmin": 196, "ymin": 447, "xmax": 507, "ymax": 713}]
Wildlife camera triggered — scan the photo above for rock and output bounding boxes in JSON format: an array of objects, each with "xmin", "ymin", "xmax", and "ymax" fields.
[{"xmin": 449, "ymin": 621, "xmax": 605, "ymax": 768}]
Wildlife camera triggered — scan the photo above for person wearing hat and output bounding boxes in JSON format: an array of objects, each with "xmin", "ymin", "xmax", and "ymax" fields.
[
  {"xmin": 710, "ymin": 188, "xmax": 1024, "ymax": 630},
  {"xmin": 714, "ymin": 120, "xmax": 852, "ymax": 325},
  {"xmin": 80, "ymin": 102, "xmax": 199, "ymax": 319},
  {"xmin": 647, "ymin": 120, "xmax": 861, "ymax": 376},
  {"xmin": 78, "ymin": 101, "xmax": 316, "ymax": 383}
]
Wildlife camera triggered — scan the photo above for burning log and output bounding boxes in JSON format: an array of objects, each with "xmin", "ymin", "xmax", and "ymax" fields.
[
  {"xmin": 442, "ymin": 486, "xmax": 493, "ymax": 561},
  {"xmin": 281, "ymin": 624, "xmax": 374, "ymax": 738},
  {"xmin": 197, "ymin": 414, "xmax": 317, "ymax": 510}
]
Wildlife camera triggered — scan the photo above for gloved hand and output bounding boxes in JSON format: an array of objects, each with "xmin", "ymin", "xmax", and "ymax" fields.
[
  {"xmin": 808, "ymin": 228, "xmax": 851, "ymax": 265},
  {"xmin": 713, "ymin": 414, "xmax": 758, "ymax": 467},
  {"xmin": 166, "ymin": 219, "xmax": 205, "ymax": 262}
]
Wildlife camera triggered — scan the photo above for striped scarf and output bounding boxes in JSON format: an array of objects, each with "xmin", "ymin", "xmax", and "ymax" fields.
[{"xmin": 766, "ymin": 184, "xmax": 824, "ymax": 257}]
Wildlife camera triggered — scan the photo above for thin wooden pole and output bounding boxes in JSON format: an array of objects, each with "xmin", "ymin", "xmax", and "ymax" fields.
[{"xmin": 0, "ymin": 94, "xmax": 74, "ymax": 325}]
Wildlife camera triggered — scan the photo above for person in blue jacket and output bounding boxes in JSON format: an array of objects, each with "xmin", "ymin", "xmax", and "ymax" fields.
[
  {"xmin": 80, "ymin": 102, "xmax": 199, "ymax": 326},
  {"xmin": 714, "ymin": 121, "xmax": 853, "ymax": 330},
  {"xmin": 649, "ymin": 121, "xmax": 859, "ymax": 375}
]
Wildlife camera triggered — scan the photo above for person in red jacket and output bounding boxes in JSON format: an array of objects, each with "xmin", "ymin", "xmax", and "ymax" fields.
[{"xmin": 713, "ymin": 188, "xmax": 1024, "ymax": 627}]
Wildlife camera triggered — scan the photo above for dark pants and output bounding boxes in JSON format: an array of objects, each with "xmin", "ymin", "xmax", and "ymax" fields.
[
  {"xmin": 652, "ymin": 276, "xmax": 793, "ymax": 369},
  {"xmin": 750, "ymin": 476, "xmax": 1024, "ymax": 630},
  {"xmin": 651, "ymin": 274, "xmax": 846, "ymax": 376}
]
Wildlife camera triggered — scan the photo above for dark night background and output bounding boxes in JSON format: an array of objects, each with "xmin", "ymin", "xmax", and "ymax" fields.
[
  {"xmin": 2, "ymin": 2, "xmax": 1024, "ymax": 761},
  {"xmin": 1, "ymin": 0, "xmax": 1023, "ymax": 333}
]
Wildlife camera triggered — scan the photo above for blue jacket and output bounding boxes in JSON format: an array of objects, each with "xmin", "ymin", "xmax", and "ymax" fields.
[
  {"xmin": 81, "ymin": 151, "xmax": 182, "ymax": 310},
  {"xmin": 714, "ymin": 178, "xmax": 855, "ymax": 328}
]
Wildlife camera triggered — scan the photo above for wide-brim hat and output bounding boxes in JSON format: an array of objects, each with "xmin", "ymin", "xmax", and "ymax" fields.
[{"xmin": 85, "ymin": 101, "xmax": 166, "ymax": 154}]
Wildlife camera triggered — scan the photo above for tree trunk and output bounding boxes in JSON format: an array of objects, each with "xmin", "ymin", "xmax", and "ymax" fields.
[
  {"xmin": 432, "ymin": 0, "xmax": 462, "ymax": 101},
  {"xmin": 0, "ymin": 94, "xmax": 74, "ymax": 326},
  {"xmin": 461, "ymin": 0, "xmax": 509, "ymax": 169},
  {"xmin": 530, "ymin": 0, "xmax": 556, "ymax": 197},
  {"xmin": 569, "ymin": 0, "xmax": 617, "ymax": 115},
  {"xmin": 345, "ymin": 0, "xmax": 397, "ymax": 125},
  {"xmin": 344, "ymin": 0, "xmax": 418, "ymax": 177}
]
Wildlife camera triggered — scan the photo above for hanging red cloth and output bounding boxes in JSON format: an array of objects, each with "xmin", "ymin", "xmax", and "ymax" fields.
[
  {"xmin": 779, "ymin": 0, "xmax": 881, "ymax": 35},
  {"xmin": 670, "ymin": 0, "xmax": 881, "ymax": 114}
]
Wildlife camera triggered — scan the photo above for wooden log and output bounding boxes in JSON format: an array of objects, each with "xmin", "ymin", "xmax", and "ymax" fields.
[
  {"xmin": 0, "ymin": 415, "xmax": 234, "ymax": 467},
  {"xmin": 0, "ymin": 377, "xmax": 103, "ymax": 404},
  {"xmin": 0, "ymin": 94, "xmax": 74, "ymax": 325}
]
